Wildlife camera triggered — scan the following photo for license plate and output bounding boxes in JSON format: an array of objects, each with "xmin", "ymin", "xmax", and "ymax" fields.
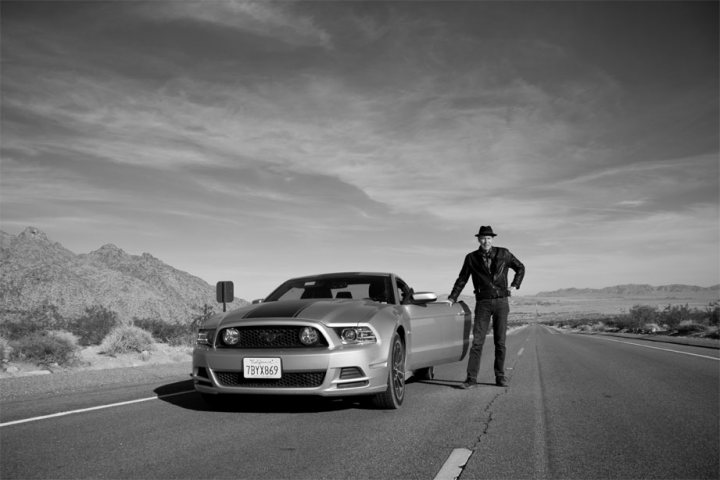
[{"xmin": 243, "ymin": 357, "xmax": 282, "ymax": 379}]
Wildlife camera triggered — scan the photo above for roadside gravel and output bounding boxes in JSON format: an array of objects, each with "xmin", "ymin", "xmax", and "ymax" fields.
[
  {"xmin": 0, "ymin": 361, "xmax": 191, "ymax": 403},
  {"xmin": 0, "ymin": 344, "xmax": 193, "ymax": 402}
]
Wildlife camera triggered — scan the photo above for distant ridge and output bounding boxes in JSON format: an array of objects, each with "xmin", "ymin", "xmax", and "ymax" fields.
[
  {"xmin": 536, "ymin": 284, "xmax": 720, "ymax": 298},
  {"xmin": 0, "ymin": 227, "xmax": 248, "ymax": 322}
]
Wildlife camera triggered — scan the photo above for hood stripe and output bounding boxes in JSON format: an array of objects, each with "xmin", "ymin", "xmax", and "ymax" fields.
[{"xmin": 241, "ymin": 300, "xmax": 320, "ymax": 319}]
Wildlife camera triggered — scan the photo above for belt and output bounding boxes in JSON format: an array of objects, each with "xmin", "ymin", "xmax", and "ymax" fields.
[{"xmin": 475, "ymin": 293, "xmax": 507, "ymax": 300}]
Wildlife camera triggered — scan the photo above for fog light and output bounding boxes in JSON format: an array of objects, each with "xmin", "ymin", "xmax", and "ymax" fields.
[
  {"xmin": 222, "ymin": 328, "xmax": 240, "ymax": 345},
  {"xmin": 299, "ymin": 327, "xmax": 319, "ymax": 345}
]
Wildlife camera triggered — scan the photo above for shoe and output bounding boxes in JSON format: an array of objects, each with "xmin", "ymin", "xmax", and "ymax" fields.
[
  {"xmin": 496, "ymin": 377, "xmax": 508, "ymax": 387},
  {"xmin": 459, "ymin": 379, "xmax": 479, "ymax": 389}
]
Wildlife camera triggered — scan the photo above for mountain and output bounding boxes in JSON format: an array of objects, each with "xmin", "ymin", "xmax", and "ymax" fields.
[
  {"xmin": 0, "ymin": 227, "xmax": 247, "ymax": 323},
  {"xmin": 536, "ymin": 284, "xmax": 720, "ymax": 298}
]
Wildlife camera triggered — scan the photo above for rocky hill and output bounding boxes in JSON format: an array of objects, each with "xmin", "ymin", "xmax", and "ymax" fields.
[
  {"xmin": 0, "ymin": 227, "xmax": 247, "ymax": 323},
  {"xmin": 536, "ymin": 284, "xmax": 720, "ymax": 298}
]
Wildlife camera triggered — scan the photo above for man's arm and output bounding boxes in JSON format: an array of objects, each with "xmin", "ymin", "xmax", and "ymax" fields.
[
  {"xmin": 509, "ymin": 252, "xmax": 525, "ymax": 289},
  {"xmin": 447, "ymin": 255, "xmax": 471, "ymax": 303}
]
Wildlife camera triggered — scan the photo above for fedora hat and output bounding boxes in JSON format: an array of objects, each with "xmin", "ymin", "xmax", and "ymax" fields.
[{"xmin": 474, "ymin": 225, "xmax": 497, "ymax": 237}]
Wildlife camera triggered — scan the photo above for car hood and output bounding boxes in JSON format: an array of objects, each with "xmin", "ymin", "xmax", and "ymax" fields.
[{"xmin": 204, "ymin": 299, "xmax": 393, "ymax": 329}]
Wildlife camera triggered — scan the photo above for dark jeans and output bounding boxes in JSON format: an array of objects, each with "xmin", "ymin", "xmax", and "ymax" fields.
[{"xmin": 466, "ymin": 297, "xmax": 509, "ymax": 381}]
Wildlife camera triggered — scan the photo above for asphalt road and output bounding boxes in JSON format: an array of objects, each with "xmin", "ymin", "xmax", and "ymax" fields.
[{"xmin": 1, "ymin": 324, "xmax": 718, "ymax": 480}]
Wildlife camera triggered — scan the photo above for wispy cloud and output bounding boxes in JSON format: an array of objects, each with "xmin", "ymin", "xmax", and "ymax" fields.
[{"xmin": 135, "ymin": 0, "xmax": 332, "ymax": 48}]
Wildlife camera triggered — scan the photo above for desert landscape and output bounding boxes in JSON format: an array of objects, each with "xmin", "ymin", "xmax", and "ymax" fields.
[{"xmin": 1, "ymin": 228, "xmax": 718, "ymax": 377}]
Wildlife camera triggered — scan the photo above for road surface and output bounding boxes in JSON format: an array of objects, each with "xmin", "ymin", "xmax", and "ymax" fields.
[{"xmin": 1, "ymin": 324, "xmax": 718, "ymax": 479}]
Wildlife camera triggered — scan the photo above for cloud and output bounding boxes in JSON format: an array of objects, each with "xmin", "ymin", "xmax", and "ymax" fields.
[
  {"xmin": 1, "ymin": 1, "xmax": 717, "ymax": 298},
  {"xmin": 135, "ymin": 0, "xmax": 332, "ymax": 49}
]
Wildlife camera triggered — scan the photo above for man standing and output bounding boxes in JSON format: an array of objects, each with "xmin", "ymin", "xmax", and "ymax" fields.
[{"xmin": 447, "ymin": 226, "xmax": 525, "ymax": 388}]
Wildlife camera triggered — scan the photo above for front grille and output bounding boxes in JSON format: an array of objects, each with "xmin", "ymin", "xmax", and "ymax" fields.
[
  {"xmin": 215, "ymin": 370, "xmax": 326, "ymax": 388},
  {"xmin": 218, "ymin": 327, "xmax": 328, "ymax": 348}
]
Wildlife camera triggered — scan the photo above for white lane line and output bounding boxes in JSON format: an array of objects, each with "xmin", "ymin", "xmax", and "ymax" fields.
[
  {"xmin": 434, "ymin": 448, "xmax": 473, "ymax": 480},
  {"xmin": 518, "ymin": 347, "xmax": 525, "ymax": 357},
  {"xmin": 0, "ymin": 390, "xmax": 195, "ymax": 428},
  {"xmin": 591, "ymin": 337, "xmax": 719, "ymax": 361}
]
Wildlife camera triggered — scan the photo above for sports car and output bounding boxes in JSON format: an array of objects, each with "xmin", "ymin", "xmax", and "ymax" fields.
[{"xmin": 192, "ymin": 272, "xmax": 471, "ymax": 409}]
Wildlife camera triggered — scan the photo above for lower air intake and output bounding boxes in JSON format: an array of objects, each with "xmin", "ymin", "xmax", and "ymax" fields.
[{"xmin": 215, "ymin": 370, "xmax": 326, "ymax": 388}]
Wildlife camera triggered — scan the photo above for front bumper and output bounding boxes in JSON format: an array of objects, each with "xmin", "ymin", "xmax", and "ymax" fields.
[{"xmin": 192, "ymin": 345, "xmax": 391, "ymax": 397}]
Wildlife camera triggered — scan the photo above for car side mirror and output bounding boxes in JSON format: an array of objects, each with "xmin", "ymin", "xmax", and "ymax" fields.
[{"xmin": 411, "ymin": 292, "xmax": 438, "ymax": 304}]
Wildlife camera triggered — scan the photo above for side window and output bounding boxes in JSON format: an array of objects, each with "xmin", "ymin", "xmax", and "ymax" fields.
[{"xmin": 395, "ymin": 278, "xmax": 412, "ymax": 305}]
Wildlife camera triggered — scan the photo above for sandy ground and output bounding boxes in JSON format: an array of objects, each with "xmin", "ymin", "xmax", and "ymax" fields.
[{"xmin": 0, "ymin": 343, "xmax": 192, "ymax": 379}]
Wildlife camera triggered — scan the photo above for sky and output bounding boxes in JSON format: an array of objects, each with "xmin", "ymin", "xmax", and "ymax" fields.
[{"xmin": 1, "ymin": 0, "xmax": 718, "ymax": 301}]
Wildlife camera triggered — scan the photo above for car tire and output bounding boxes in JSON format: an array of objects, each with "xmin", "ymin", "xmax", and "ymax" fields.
[
  {"xmin": 414, "ymin": 366, "xmax": 434, "ymax": 381},
  {"xmin": 372, "ymin": 332, "xmax": 406, "ymax": 409}
]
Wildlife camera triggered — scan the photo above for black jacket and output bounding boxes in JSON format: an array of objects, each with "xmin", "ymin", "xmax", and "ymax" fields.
[{"xmin": 449, "ymin": 247, "xmax": 525, "ymax": 301}]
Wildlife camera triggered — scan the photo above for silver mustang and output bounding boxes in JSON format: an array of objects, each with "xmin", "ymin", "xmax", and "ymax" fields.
[{"xmin": 192, "ymin": 272, "xmax": 471, "ymax": 408}]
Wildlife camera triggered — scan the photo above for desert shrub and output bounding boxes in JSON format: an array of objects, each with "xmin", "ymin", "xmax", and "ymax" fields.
[
  {"xmin": 192, "ymin": 303, "xmax": 217, "ymax": 330},
  {"xmin": 46, "ymin": 329, "xmax": 80, "ymax": 346},
  {"xmin": 703, "ymin": 326, "xmax": 719, "ymax": 339},
  {"xmin": 11, "ymin": 330, "xmax": 78, "ymax": 366},
  {"xmin": 641, "ymin": 323, "xmax": 662, "ymax": 333},
  {"xmin": 133, "ymin": 318, "xmax": 194, "ymax": 346},
  {"xmin": 627, "ymin": 305, "xmax": 659, "ymax": 332},
  {"xmin": 68, "ymin": 305, "xmax": 119, "ymax": 346},
  {"xmin": 589, "ymin": 322, "xmax": 610, "ymax": 332},
  {"xmin": 602, "ymin": 314, "xmax": 631, "ymax": 332},
  {"xmin": 100, "ymin": 325, "xmax": 155, "ymax": 355},
  {"xmin": 550, "ymin": 318, "xmax": 586, "ymax": 330},
  {"xmin": 0, "ymin": 321, "xmax": 32, "ymax": 341},
  {"xmin": 676, "ymin": 320, "xmax": 705, "ymax": 335},
  {"xmin": 706, "ymin": 301, "xmax": 719, "ymax": 326},
  {"xmin": 660, "ymin": 304, "xmax": 693, "ymax": 330},
  {"xmin": 0, "ymin": 303, "xmax": 66, "ymax": 340},
  {"xmin": 0, "ymin": 336, "xmax": 12, "ymax": 362}
]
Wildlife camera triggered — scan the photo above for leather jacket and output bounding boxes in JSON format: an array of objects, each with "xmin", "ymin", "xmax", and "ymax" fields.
[{"xmin": 449, "ymin": 247, "xmax": 525, "ymax": 301}]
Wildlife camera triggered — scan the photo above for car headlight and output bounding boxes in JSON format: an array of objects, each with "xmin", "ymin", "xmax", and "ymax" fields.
[
  {"xmin": 337, "ymin": 327, "xmax": 377, "ymax": 345},
  {"xmin": 299, "ymin": 327, "xmax": 320, "ymax": 346},
  {"xmin": 221, "ymin": 328, "xmax": 240, "ymax": 346},
  {"xmin": 196, "ymin": 329, "xmax": 216, "ymax": 346}
]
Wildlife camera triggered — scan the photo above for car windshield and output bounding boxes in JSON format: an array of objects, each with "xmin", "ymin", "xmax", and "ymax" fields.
[{"xmin": 264, "ymin": 275, "xmax": 394, "ymax": 304}]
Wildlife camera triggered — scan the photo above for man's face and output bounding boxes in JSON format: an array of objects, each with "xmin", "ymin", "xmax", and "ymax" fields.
[{"xmin": 478, "ymin": 236, "xmax": 493, "ymax": 251}]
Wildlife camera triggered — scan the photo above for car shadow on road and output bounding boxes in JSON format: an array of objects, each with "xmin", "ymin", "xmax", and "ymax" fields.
[
  {"xmin": 154, "ymin": 380, "xmax": 382, "ymax": 413},
  {"xmin": 409, "ymin": 378, "xmax": 497, "ymax": 389}
]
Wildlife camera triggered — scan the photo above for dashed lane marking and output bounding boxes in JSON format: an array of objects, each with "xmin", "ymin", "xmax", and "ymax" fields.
[
  {"xmin": 518, "ymin": 347, "xmax": 525, "ymax": 356},
  {"xmin": 434, "ymin": 448, "xmax": 473, "ymax": 480},
  {"xmin": 0, "ymin": 390, "xmax": 196, "ymax": 428}
]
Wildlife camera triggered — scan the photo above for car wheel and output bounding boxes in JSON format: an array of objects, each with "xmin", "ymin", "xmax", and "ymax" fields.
[
  {"xmin": 373, "ymin": 332, "xmax": 406, "ymax": 409},
  {"xmin": 414, "ymin": 366, "xmax": 434, "ymax": 381}
]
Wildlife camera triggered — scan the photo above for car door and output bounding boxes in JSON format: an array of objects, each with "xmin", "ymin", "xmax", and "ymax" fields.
[{"xmin": 396, "ymin": 278, "xmax": 467, "ymax": 369}]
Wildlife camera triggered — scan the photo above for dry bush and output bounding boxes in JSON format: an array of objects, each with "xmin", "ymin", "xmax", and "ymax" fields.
[
  {"xmin": 0, "ymin": 336, "xmax": 12, "ymax": 363},
  {"xmin": 133, "ymin": 317, "xmax": 195, "ymax": 346},
  {"xmin": 11, "ymin": 330, "xmax": 79, "ymax": 366},
  {"xmin": 68, "ymin": 305, "xmax": 119, "ymax": 346},
  {"xmin": 676, "ymin": 320, "xmax": 705, "ymax": 335},
  {"xmin": 100, "ymin": 325, "xmax": 155, "ymax": 355}
]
